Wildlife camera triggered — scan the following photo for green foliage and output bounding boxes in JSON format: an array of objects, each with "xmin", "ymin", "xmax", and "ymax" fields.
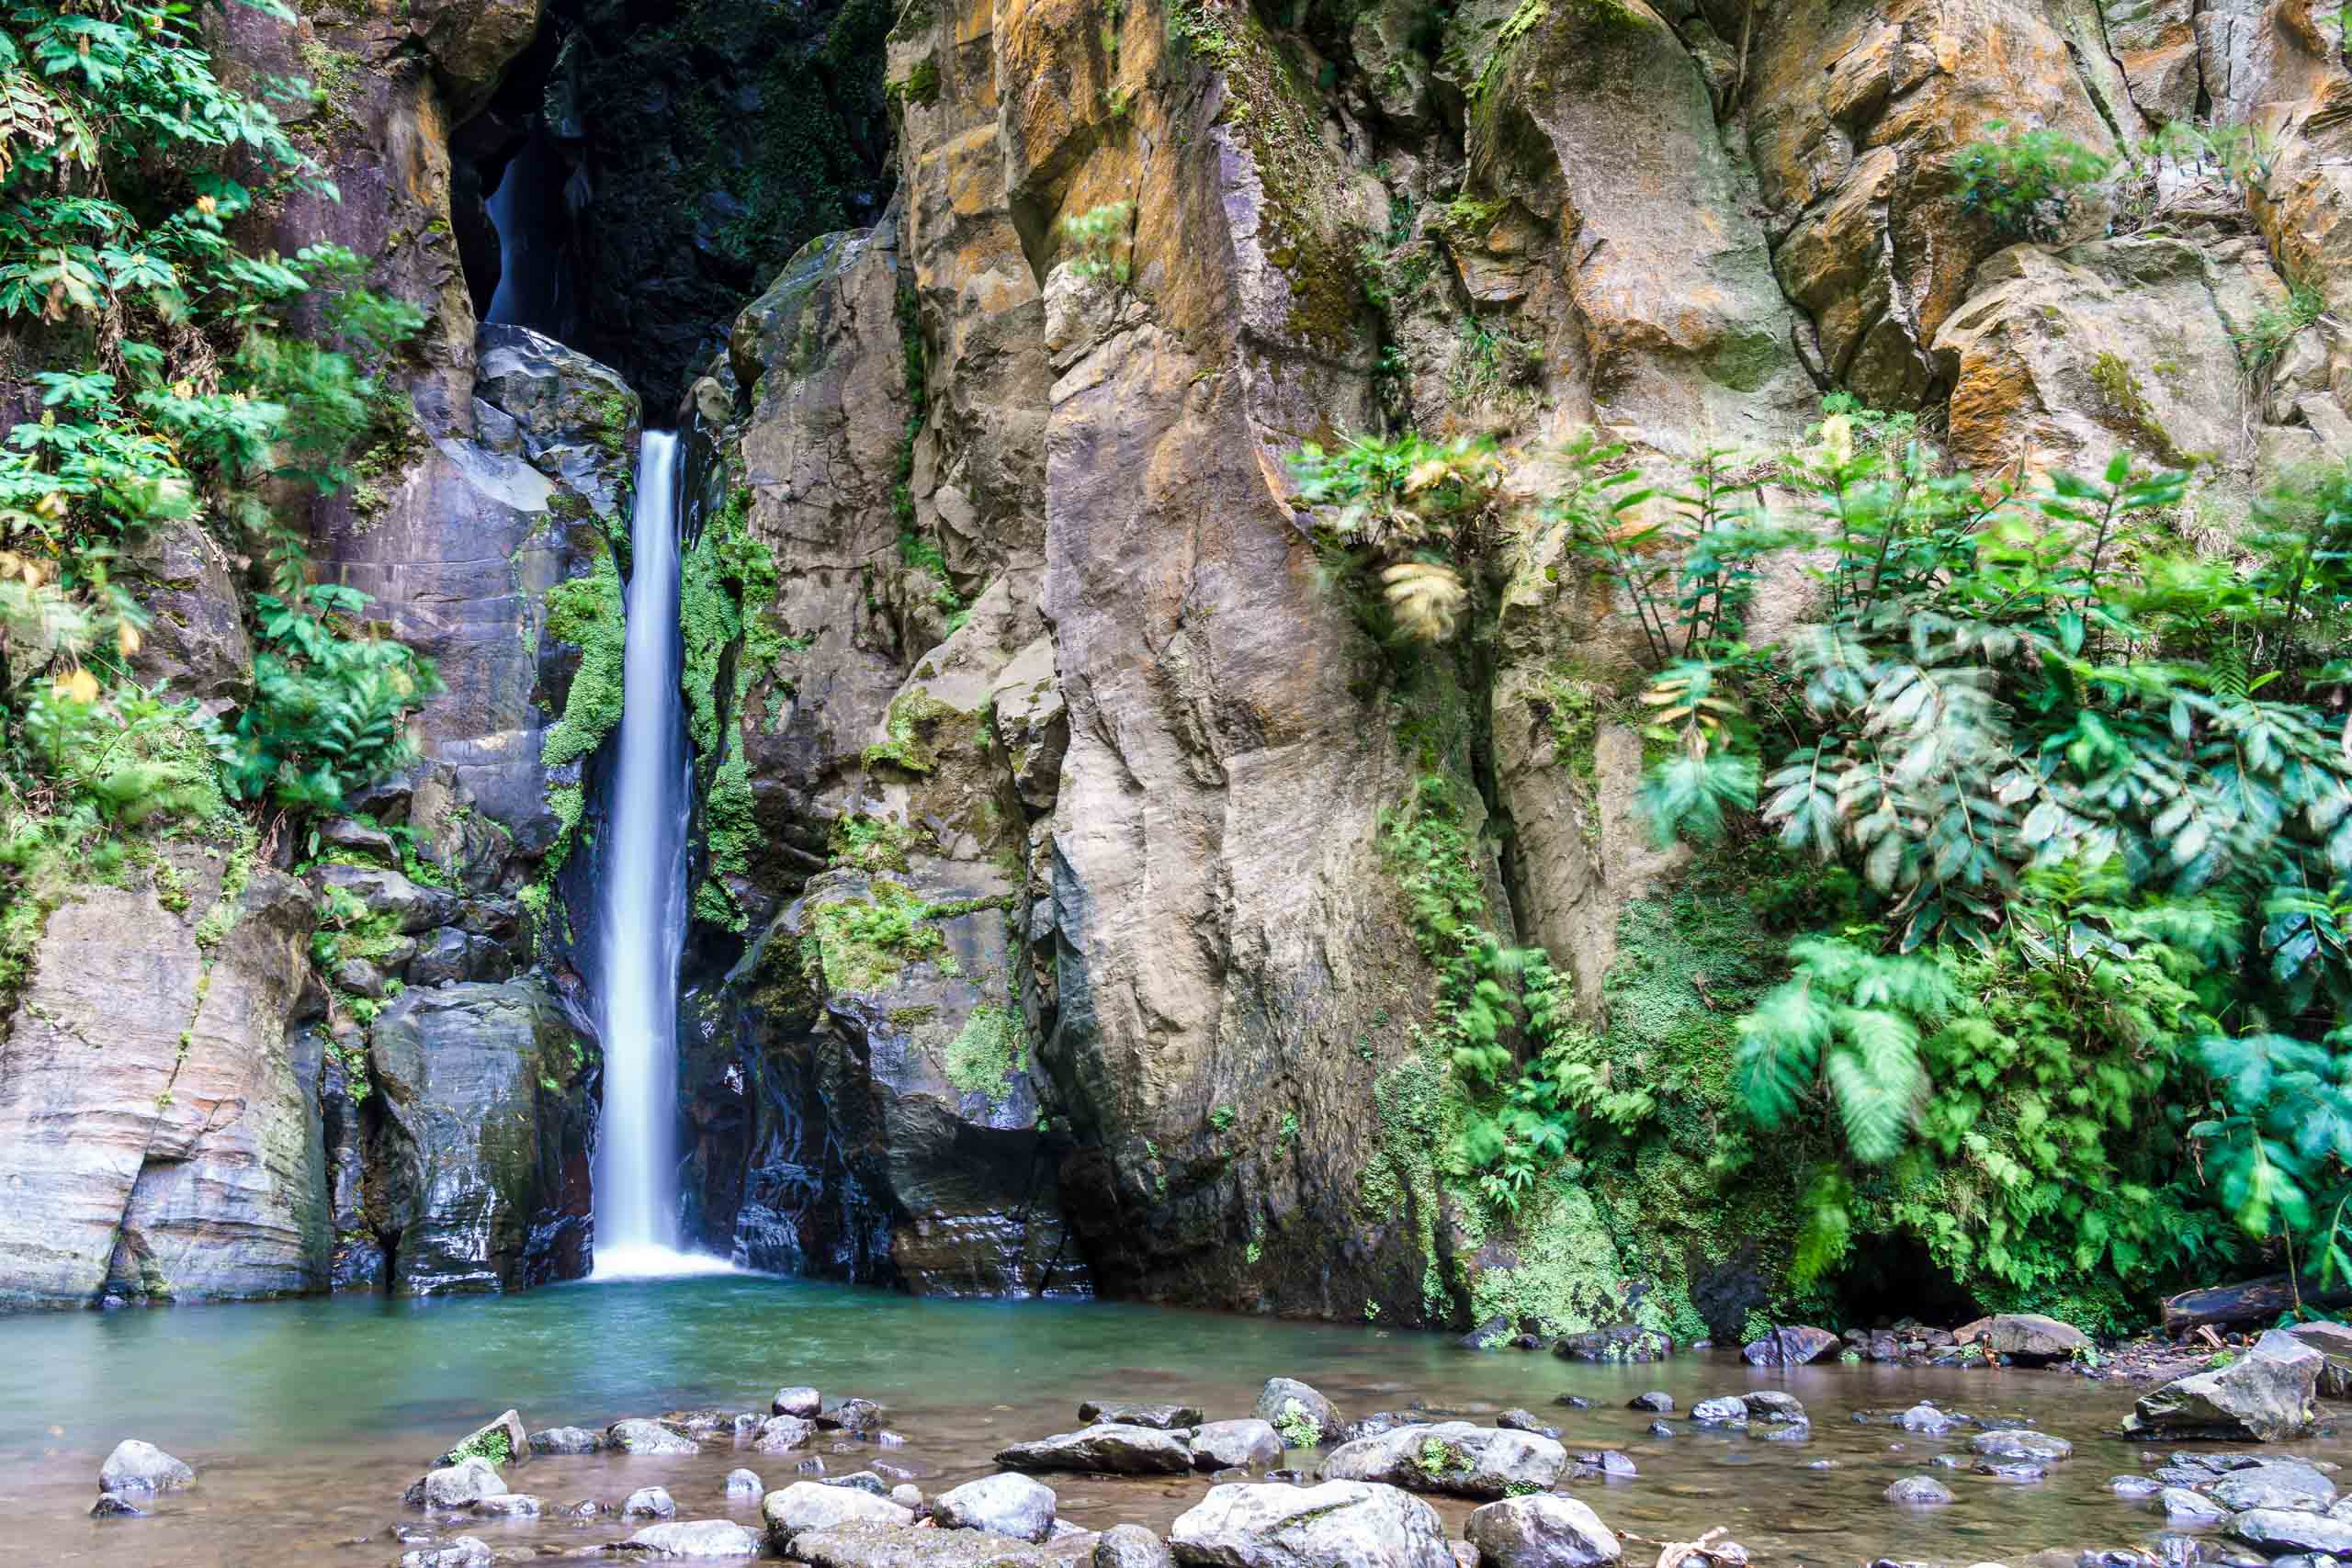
[
  {"xmin": 2235, "ymin": 276, "xmax": 2327, "ymax": 376},
  {"xmin": 1060, "ymin": 200, "xmax": 1134, "ymax": 284},
  {"xmin": 1290, "ymin": 434, "xmax": 1503, "ymax": 644},
  {"xmin": 943, "ymin": 1001, "xmax": 1025, "ymax": 1101},
  {"xmin": 1572, "ymin": 396, "xmax": 2352, "ymax": 1317},
  {"xmin": 219, "ymin": 583, "xmax": 436, "ymax": 813},
  {"xmin": 1272, "ymin": 1398, "xmax": 1321, "ymax": 1449},
  {"xmin": 0, "ymin": 0, "xmax": 436, "ymax": 965},
  {"xmin": 1951, "ymin": 121, "xmax": 2115, "ymax": 241}
]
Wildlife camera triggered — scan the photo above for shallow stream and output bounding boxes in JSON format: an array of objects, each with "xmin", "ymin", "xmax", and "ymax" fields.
[{"xmin": 6, "ymin": 1276, "xmax": 2318, "ymax": 1565}]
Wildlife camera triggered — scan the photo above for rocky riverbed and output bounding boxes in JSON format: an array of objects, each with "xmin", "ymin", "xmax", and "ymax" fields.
[{"xmin": 17, "ymin": 1276, "xmax": 2352, "ymax": 1568}]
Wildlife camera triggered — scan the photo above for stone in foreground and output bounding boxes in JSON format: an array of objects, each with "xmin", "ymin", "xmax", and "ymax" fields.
[
  {"xmin": 1096, "ymin": 1524, "xmax": 1176, "ymax": 1568},
  {"xmin": 2126, "ymin": 1328, "xmax": 2322, "ymax": 1441},
  {"xmin": 752, "ymin": 1414, "xmax": 818, "ymax": 1453},
  {"xmin": 1885, "ymin": 1477, "xmax": 1953, "ymax": 1505},
  {"xmin": 626, "ymin": 1485, "xmax": 679, "ymax": 1519},
  {"xmin": 1251, "ymin": 1379, "xmax": 1340, "ymax": 1447},
  {"xmin": 790, "ymin": 1521, "xmax": 1091, "ymax": 1567},
  {"xmin": 527, "ymin": 1425, "xmax": 602, "ymax": 1455},
  {"xmin": 1193, "ymin": 1419, "xmax": 1283, "ymax": 1472},
  {"xmin": 1981, "ymin": 1314, "xmax": 2089, "ymax": 1364},
  {"xmin": 1321, "ymin": 1422, "xmax": 1566, "ymax": 1499},
  {"xmin": 401, "ymin": 1539, "xmax": 492, "ymax": 1568},
  {"xmin": 775, "ymin": 1386, "xmax": 823, "ymax": 1416},
  {"xmin": 1169, "ymin": 1480, "xmax": 1453, "ymax": 1568},
  {"xmin": 99, "ymin": 1438, "xmax": 194, "ymax": 1495},
  {"xmin": 628, "ymin": 1518, "xmax": 763, "ymax": 1557},
  {"xmin": 405, "ymin": 1456, "xmax": 507, "ymax": 1509},
  {"xmin": 762, "ymin": 1481, "xmax": 917, "ymax": 1550},
  {"xmin": 609, "ymin": 1417, "xmax": 701, "ymax": 1454},
  {"xmin": 996, "ymin": 1423, "xmax": 1192, "ymax": 1474},
  {"xmin": 936, "ymin": 1472, "xmax": 1057, "ymax": 1542},
  {"xmin": 435, "ymin": 1409, "xmax": 527, "ymax": 1468},
  {"xmin": 2230, "ymin": 1507, "xmax": 2352, "ymax": 1555},
  {"xmin": 1463, "ymin": 1493, "xmax": 1623, "ymax": 1568},
  {"xmin": 725, "ymin": 1467, "xmax": 764, "ymax": 1498}
]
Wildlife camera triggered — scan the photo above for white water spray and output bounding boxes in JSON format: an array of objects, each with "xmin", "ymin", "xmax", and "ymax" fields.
[{"xmin": 590, "ymin": 432, "xmax": 729, "ymax": 1280}]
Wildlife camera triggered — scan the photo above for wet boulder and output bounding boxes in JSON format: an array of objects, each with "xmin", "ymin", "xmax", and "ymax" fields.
[
  {"xmin": 1981, "ymin": 1314, "xmax": 2090, "ymax": 1364},
  {"xmin": 1496, "ymin": 1410, "xmax": 1559, "ymax": 1438},
  {"xmin": 1627, "ymin": 1393, "xmax": 1673, "ymax": 1413},
  {"xmin": 789, "ymin": 1522, "xmax": 1090, "ymax": 1566},
  {"xmin": 1096, "ymin": 1524, "xmax": 1176, "ymax": 1568},
  {"xmin": 2230, "ymin": 1508, "xmax": 2352, "ymax": 1556},
  {"xmin": 2286, "ymin": 1320, "xmax": 2352, "ymax": 1397},
  {"xmin": 1079, "ymin": 1400, "xmax": 1203, "ymax": 1430},
  {"xmin": 1690, "ymin": 1397, "xmax": 1747, "ymax": 1427},
  {"xmin": 1885, "ymin": 1476, "xmax": 1953, "ymax": 1506},
  {"xmin": 2207, "ymin": 1460, "xmax": 2336, "ymax": 1512},
  {"xmin": 1320, "ymin": 1422, "xmax": 1567, "ymax": 1499},
  {"xmin": 936, "ymin": 1472, "xmax": 1057, "ymax": 1542},
  {"xmin": 89, "ymin": 1492, "xmax": 147, "ymax": 1517},
  {"xmin": 627, "ymin": 1519, "xmax": 763, "ymax": 1557},
  {"xmin": 726, "ymin": 1468, "xmax": 764, "ymax": 1498},
  {"xmin": 100, "ymin": 1439, "xmax": 195, "ymax": 1495},
  {"xmin": 1969, "ymin": 1429, "xmax": 2072, "ymax": 1462},
  {"xmin": 2158, "ymin": 1487, "xmax": 2228, "ymax": 1525},
  {"xmin": 1463, "ymin": 1494, "xmax": 1622, "ymax": 1568},
  {"xmin": 407, "ymin": 928, "xmax": 512, "ymax": 988},
  {"xmin": 1169, "ymin": 1480, "xmax": 1453, "ymax": 1568},
  {"xmin": 528, "ymin": 1426, "xmax": 603, "ymax": 1455},
  {"xmin": 1253, "ymin": 1379, "xmax": 1340, "ymax": 1448},
  {"xmin": 752, "ymin": 1415, "xmax": 818, "ymax": 1453},
  {"xmin": 405, "ymin": 1457, "xmax": 508, "ymax": 1508},
  {"xmin": 775, "ymin": 1387, "xmax": 823, "ymax": 1417},
  {"xmin": 401, "ymin": 1539, "xmax": 493, "ymax": 1568},
  {"xmin": 626, "ymin": 1486, "xmax": 680, "ymax": 1519},
  {"xmin": 2126, "ymin": 1329, "xmax": 2322, "ymax": 1442},
  {"xmin": 761, "ymin": 1482, "xmax": 917, "ymax": 1551},
  {"xmin": 1894, "ymin": 1404, "xmax": 1954, "ymax": 1435},
  {"xmin": 435, "ymin": 1410, "xmax": 527, "ymax": 1468},
  {"xmin": 996, "ymin": 1424, "xmax": 1193, "ymax": 1475},
  {"xmin": 471, "ymin": 1494, "xmax": 543, "ymax": 1517},
  {"xmin": 608, "ymin": 1418, "xmax": 701, "ymax": 1455},
  {"xmin": 1742, "ymin": 1393, "xmax": 1805, "ymax": 1424},
  {"xmin": 1741, "ymin": 1326, "xmax": 1838, "ymax": 1367},
  {"xmin": 1193, "ymin": 1419, "xmax": 1283, "ymax": 1472},
  {"xmin": 369, "ymin": 980, "xmax": 596, "ymax": 1293}
]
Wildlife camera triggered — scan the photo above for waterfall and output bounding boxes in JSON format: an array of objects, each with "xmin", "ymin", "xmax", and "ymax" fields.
[{"xmin": 589, "ymin": 431, "xmax": 725, "ymax": 1279}]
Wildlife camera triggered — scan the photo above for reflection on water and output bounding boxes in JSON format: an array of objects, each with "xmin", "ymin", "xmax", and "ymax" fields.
[{"xmin": 0, "ymin": 1276, "xmax": 2315, "ymax": 1565}]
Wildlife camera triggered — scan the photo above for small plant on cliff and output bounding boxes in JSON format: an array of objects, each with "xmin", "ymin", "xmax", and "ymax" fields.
[
  {"xmin": 220, "ymin": 582, "xmax": 438, "ymax": 813},
  {"xmin": 1290, "ymin": 434, "xmax": 1505, "ymax": 644},
  {"xmin": 2234, "ymin": 276, "xmax": 2327, "ymax": 376},
  {"xmin": 1061, "ymin": 200, "xmax": 1135, "ymax": 284},
  {"xmin": 1952, "ymin": 122, "xmax": 2115, "ymax": 241}
]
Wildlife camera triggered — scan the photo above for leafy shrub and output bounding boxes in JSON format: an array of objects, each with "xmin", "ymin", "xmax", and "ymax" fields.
[
  {"xmin": 1290, "ymin": 434, "xmax": 1503, "ymax": 643},
  {"xmin": 218, "ymin": 584, "xmax": 438, "ymax": 813},
  {"xmin": 1951, "ymin": 122, "xmax": 2115, "ymax": 240},
  {"xmin": 1061, "ymin": 200, "xmax": 1135, "ymax": 283}
]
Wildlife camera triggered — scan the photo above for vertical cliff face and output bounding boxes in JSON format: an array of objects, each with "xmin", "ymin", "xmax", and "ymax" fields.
[
  {"xmin": 673, "ymin": 0, "xmax": 2352, "ymax": 1333},
  {"xmin": 3, "ymin": 0, "xmax": 2345, "ymax": 1325}
]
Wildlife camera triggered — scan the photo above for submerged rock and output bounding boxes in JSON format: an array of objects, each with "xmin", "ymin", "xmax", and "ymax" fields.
[
  {"xmin": 726, "ymin": 1468, "xmax": 764, "ymax": 1499},
  {"xmin": 1169, "ymin": 1480, "xmax": 1453, "ymax": 1568},
  {"xmin": 2159, "ymin": 1487, "xmax": 2229, "ymax": 1525},
  {"xmin": 936, "ymin": 1472, "xmax": 1057, "ymax": 1542},
  {"xmin": 2127, "ymin": 1330, "xmax": 2323, "ymax": 1441},
  {"xmin": 89, "ymin": 1492, "xmax": 147, "ymax": 1517},
  {"xmin": 1078, "ymin": 1400, "xmax": 1203, "ymax": 1430},
  {"xmin": 1253, "ymin": 1379, "xmax": 1340, "ymax": 1448},
  {"xmin": 1193, "ymin": 1419, "xmax": 1283, "ymax": 1472},
  {"xmin": 1462, "ymin": 1494, "xmax": 1622, "ymax": 1568},
  {"xmin": 1969, "ymin": 1429, "xmax": 2072, "ymax": 1462},
  {"xmin": 1496, "ymin": 1410, "xmax": 1560, "ymax": 1438},
  {"xmin": 2207, "ymin": 1461, "xmax": 2336, "ymax": 1512},
  {"xmin": 1321, "ymin": 1422, "xmax": 1567, "ymax": 1498},
  {"xmin": 401, "ymin": 1539, "xmax": 492, "ymax": 1568},
  {"xmin": 789, "ymin": 1521, "xmax": 1089, "ymax": 1566},
  {"xmin": 527, "ymin": 1426, "xmax": 603, "ymax": 1455},
  {"xmin": 1884, "ymin": 1477, "xmax": 1953, "ymax": 1506},
  {"xmin": 1690, "ymin": 1397, "xmax": 1747, "ymax": 1427},
  {"xmin": 996, "ymin": 1424, "xmax": 1192, "ymax": 1475},
  {"xmin": 820, "ymin": 1397, "xmax": 888, "ymax": 1436},
  {"xmin": 1627, "ymin": 1393, "xmax": 1673, "ymax": 1413},
  {"xmin": 471, "ymin": 1493, "xmax": 543, "ymax": 1517},
  {"xmin": 100, "ymin": 1439, "xmax": 194, "ymax": 1495},
  {"xmin": 1741, "ymin": 1326, "xmax": 1838, "ymax": 1367},
  {"xmin": 628, "ymin": 1518, "xmax": 763, "ymax": 1557},
  {"xmin": 1894, "ymin": 1404, "xmax": 1953, "ymax": 1435}
]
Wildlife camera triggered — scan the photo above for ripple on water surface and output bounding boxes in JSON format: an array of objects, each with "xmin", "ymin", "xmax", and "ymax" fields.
[{"xmin": 1, "ymin": 1277, "xmax": 2324, "ymax": 1566}]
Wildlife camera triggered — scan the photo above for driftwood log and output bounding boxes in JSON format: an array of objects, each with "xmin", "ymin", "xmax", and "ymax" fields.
[{"xmin": 2161, "ymin": 1275, "xmax": 2352, "ymax": 1337}]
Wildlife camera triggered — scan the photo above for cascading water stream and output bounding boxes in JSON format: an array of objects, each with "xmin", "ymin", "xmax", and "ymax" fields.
[{"xmin": 589, "ymin": 431, "xmax": 726, "ymax": 1279}]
